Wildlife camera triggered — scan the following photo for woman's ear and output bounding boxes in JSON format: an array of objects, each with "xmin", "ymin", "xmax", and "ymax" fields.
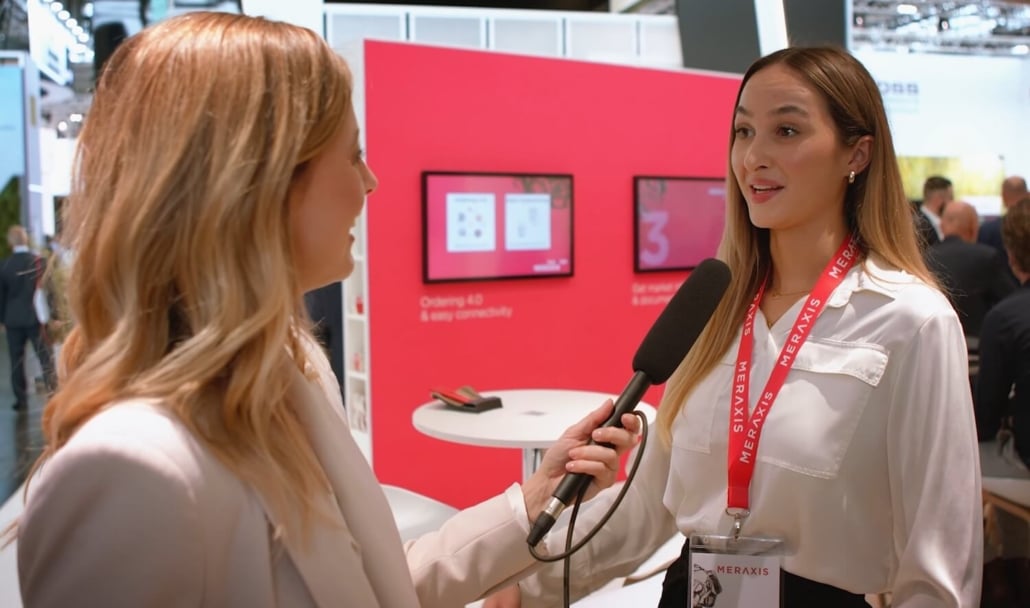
[{"xmin": 847, "ymin": 135, "xmax": 874, "ymax": 176}]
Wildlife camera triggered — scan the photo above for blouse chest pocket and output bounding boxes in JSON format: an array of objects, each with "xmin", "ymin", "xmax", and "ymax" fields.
[
  {"xmin": 673, "ymin": 338, "xmax": 888, "ymax": 480},
  {"xmin": 755, "ymin": 339, "xmax": 888, "ymax": 478}
]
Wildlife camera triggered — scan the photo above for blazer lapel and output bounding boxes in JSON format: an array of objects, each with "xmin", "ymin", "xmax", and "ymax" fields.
[{"xmin": 282, "ymin": 353, "xmax": 421, "ymax": 608}]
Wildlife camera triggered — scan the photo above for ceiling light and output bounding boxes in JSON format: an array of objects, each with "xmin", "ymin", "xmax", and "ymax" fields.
[
  {"xmin": 77, "ymin": 33, "xmax": 89, "ymax": 42},
  {"xmin": 50, "ymin": 2, "xmax": 63, "ymax": 12},
  {"xmin": 897, "ymin": 4, "xmax": 919, "ymax": 16},
  {"xmin": 57, "ymin": 9, "xmax": 70, "ymax": 20},
  {"xmin": 1012, "ymin": 44, "xmax": 1030, "ymax": 55}
]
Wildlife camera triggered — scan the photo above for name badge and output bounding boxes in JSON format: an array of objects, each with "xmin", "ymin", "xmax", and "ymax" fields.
[{"xmin": 688, "ymin": 534, "xmax": 784, "ymax": 608}]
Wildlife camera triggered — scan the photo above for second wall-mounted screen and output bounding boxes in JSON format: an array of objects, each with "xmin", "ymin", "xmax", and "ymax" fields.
[
  {"xmin": 423, "ymin": 172, "xmax": 574, "ymax": 283},
  {"xmin": 634, "ymin": 176, "xmax": 726, "ymax": 272}
]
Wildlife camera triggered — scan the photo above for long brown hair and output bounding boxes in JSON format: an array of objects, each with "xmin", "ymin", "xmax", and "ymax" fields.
[
  {"xmin": 657, "ymin": 46, "xmax": 935, "ymax": 442},
  {"xmin": 29, "ymin": 12, "xmax": 352, "ymax": 541}
]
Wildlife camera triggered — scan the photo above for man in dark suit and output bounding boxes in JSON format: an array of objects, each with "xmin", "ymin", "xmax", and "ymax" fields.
[
  {"xmin": 978, "ymin": 176, "xmax": 1027, "ymax": 276},
  {"xmin": 925, "ymin": 201, "xmax": 1016, "ymax": 338},
  {"xmin": 976, "ymin": 196, "xmax": 1030, "ymax": 608},
  {"xmin": 977, "ymin": 196, "xmax": 1030, "ymax": 468},
  {"xmin": 915, "ymin": 175, "xmax": 952, "ymax": 250},
  {"xmin": 0, "ymin": 225, "xmax": 56, "ymax": 410}
]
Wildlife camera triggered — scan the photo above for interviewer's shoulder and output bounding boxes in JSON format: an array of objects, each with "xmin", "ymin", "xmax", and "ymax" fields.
[
  {"xmin": 18, "ymin": 400, "xmax": 209, "ymax": 606},
  {"xmin": 36, "ymin": 400, "xmax": 239, "ymax": 503},
  {"xmin": 63, "ymin": 400, "xmax": 203, "ymax": 468}
]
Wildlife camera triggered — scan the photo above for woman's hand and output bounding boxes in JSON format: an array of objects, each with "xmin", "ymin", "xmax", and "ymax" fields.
[
  {"xmin": 482, "ymin": 584, "xmax": 521, "ymax": 608},
  {"xmin": 521, "ymin": 399, "xmax": 641, "ymax": 520}
]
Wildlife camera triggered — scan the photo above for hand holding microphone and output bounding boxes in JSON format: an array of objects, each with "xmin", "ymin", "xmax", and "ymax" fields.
[
  {"xmin": 527, "ymin": 259, "xmax": 732, "ymax": 546},
  {"xmin": 520, "ymin": 400, "xmax": 643, "ymax": 524}
]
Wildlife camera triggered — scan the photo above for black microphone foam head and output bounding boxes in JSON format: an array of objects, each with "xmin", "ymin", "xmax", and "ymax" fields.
[{"xmin": 632, "ymin": 258, "xmax": 731, "ymax": 384}]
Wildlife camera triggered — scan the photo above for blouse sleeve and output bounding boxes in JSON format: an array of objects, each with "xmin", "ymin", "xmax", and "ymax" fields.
[
  {"xmin": 885, "ymin": 308, "xmax": 983, "ymax": 607},
  {"xmin": 516, "ymin": 436, "xmax": 679, "ymax": 608}
]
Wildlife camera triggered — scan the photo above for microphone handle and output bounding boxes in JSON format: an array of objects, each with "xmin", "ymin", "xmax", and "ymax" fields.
[{"xmin": 527, "ymin": 371, "xmax": 651, "ymax": 545}]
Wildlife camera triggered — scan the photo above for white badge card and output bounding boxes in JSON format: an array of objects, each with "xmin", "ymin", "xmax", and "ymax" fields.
[{"xmin": 688, "ymin": 535, "xmax": 783, "ymax": 608}]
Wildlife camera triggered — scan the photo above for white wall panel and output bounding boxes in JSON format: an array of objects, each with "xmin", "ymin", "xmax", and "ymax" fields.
[{"xmin": 491, "ymin": 16, "xmax": 562, "ymax": 57}]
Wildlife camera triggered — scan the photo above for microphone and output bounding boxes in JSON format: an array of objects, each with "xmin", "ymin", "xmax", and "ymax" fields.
[{"xmin": 526, "ymin": 258, "xmax": 732, "ymax": 546}]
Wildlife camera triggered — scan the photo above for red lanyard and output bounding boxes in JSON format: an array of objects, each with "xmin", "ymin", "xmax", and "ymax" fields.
[{"xmin": 727, "ymin": 235, "xmax": 860, "ymax": 517}]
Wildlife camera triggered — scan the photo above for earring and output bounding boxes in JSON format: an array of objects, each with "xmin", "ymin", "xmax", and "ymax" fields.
[{"xmin": 848, "ymin": 170, "xmax": 856, "ymax": 184}]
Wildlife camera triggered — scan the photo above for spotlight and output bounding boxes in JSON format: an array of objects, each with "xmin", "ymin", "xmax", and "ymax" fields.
[{"xmin": 938, "ymin": 18, "xmax": 950, "ymax": 31}]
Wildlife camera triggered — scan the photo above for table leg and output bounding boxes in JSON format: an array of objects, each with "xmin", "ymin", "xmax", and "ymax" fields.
[{"xmin": 522, "ymin": 448, "xmax": 544, "ymax": 481}]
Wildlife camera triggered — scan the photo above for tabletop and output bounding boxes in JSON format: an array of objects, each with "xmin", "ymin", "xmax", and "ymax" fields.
[{"xmin": 412, "ymin": 388, "xmax": 657, "ymax": 450}]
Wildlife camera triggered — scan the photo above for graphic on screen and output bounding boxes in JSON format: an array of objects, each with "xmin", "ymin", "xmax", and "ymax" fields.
[
  {"xmin": 635, "ymin": 176, "xmax": 726, "ymax": 272},
  {"xmin": 505, "ymin": 193, "xmax": 552, "ymax": 251},
  {"xmin": 424, "ymin": 172, "xmax": 573, "ymax": 283},
  {"xmin": 446, "ymin": 193, "xmax": 497, "ymax": 252}
]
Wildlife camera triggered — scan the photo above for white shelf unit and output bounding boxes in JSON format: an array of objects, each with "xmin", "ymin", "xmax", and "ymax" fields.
[{"xmin": 342, "ymin": 177, "xmax": 372, "ymax": 461}]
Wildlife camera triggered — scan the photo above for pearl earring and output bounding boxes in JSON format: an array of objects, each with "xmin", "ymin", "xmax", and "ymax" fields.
[{"xmin": 848, "ymin": 170, "xmax": 856, "ymax": 184}]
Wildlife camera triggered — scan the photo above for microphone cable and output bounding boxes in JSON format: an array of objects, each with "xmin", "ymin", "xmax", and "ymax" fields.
[{"xmin": 527, "ymin": 409, "xmax": 650, "ymax": 608}]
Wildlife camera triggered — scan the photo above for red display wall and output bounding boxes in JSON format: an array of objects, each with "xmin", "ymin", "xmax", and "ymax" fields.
[{"xmin": 364, "ymin": 40, "xmax": 740, "ymax": 508}]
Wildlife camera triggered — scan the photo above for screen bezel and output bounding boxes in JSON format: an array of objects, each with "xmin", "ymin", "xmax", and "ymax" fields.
[{"xmin": 421, "ymin": 170, "xmax": 575, "ymax": 284}]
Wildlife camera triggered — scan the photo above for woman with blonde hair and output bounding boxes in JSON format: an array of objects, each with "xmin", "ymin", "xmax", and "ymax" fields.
[
  {"xmin": 492, "ymin": 46, "xmax": 981, "ymax": 608},
  {"xmin": 14, "ymin": 12, "xmax": 641, "ymax": 607}
]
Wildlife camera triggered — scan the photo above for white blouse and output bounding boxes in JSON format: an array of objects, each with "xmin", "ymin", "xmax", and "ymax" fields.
[{"xmin": 521, "ymin": 256, "xmax": 982, "ymax": 607}]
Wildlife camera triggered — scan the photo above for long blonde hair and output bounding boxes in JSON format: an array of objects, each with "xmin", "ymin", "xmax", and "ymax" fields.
[
  {"xmin": 30, "ymin": 12, "xmax": 352, "ymax": 541},
  {"xmin": 657, "ymin": 46, "xmax": 935, "ymax": 443}
]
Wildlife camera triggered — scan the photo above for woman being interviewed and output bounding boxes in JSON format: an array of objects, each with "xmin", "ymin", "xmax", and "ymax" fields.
[
  {"xmin": 499, "ymin": 46, "xmax": 981, "ymax": 607},
  {"xmin": 14, "ymin": 12, "xmax": 640, "ymax": 608}
]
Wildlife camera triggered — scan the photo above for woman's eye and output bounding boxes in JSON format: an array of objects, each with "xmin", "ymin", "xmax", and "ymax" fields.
[
  {"xmin": 733, "ymin": 126, "xmax": 752, "ymax": 138},
  {"xmin": 777, "ymin": 126, "xmax": 799, "ymax": 137}
]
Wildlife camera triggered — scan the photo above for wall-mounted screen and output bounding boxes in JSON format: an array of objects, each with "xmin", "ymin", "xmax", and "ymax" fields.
[
  {"xmin": 634, "ymin": 176, "xmax": 726, "ymax": 273},
  {"xmin": 422, "ymin": 171, "xmax": 574, "ymax": 283}
]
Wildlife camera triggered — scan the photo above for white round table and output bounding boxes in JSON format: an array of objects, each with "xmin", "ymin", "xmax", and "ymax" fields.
[{"xmin": 412, "ymin": 388, "xmax": 657, "ymax": 480}]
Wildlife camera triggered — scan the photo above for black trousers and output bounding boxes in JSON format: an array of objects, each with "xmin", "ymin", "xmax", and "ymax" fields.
[
  {"xmin": 6, "ymin": 324, "xmax": 56, "ymax": 406},
  {"xmin": 658, "ymin": 540, "xmax": 869, "ymax": 608}
]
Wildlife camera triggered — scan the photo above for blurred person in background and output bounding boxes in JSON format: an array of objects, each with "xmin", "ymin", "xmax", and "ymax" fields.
[
  {"xmin": 979, "ymin": 176, "xmax": 1028, "ymax": 285},
  {"xmin": 915, "ymin": 175, "xmax": 953, "ymax": 248},
  {"xmin": 925, "ymin": 200, "xmax": 1015, "ymax": 340},
  {"xmin": 980, "ymin": 176, "xmax": 1028, "ymax": 256},
  {"xmin": 0, "ymin": 225, "xmax": 56, "ymax": 410},
  {"xmin": 977, "ymin": 196, "xmax": 1030, "ymax": 473},
  {"xmin": 975, "ymin": 196, "xmax": 1030, "ymax": 608}
]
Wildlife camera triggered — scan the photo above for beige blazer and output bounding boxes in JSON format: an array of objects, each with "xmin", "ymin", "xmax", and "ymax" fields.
[{"xmin": 18, "ymin": 348, "xmax": 541, "ymax": 607}]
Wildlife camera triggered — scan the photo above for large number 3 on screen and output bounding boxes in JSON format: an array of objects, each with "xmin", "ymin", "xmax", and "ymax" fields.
[{"xmin": 639, "ymin": 209, "xmax": 670, "ymax": 267}]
